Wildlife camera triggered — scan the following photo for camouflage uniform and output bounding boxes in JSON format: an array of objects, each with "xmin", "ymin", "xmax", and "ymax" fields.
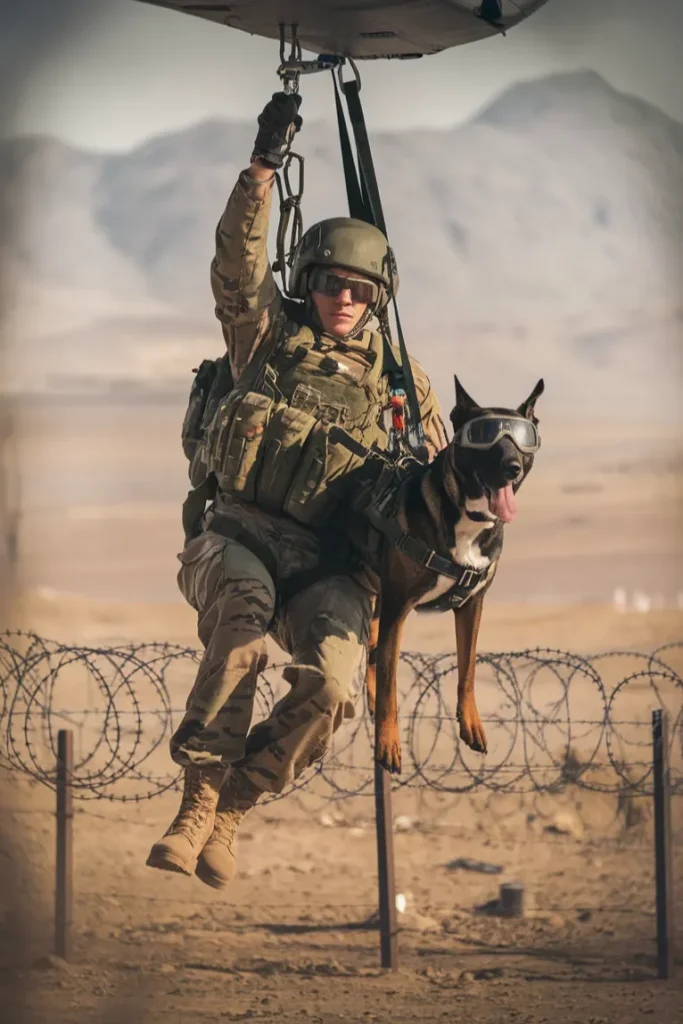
[
  {"xmin": 169, "ymin": 167, "xmax": 447, "ymax": 792},
  {"xmin": 147, "ymin": 165, "xmax": 447, "ymax": 888}
]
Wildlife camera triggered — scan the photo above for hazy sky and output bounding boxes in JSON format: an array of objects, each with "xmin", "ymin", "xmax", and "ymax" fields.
[{"xmin": 1, "ymin": 0, "xmax": 682, "ymax": 151}]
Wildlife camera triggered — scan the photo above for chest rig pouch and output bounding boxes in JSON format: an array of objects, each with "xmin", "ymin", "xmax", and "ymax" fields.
[
  {"xmin": 181, "ymin": 354, "xmax": 235, "ymax": 487},
  {"xmin": 203, "ymin": 320, "xmax": 391, "ymax": 528}
]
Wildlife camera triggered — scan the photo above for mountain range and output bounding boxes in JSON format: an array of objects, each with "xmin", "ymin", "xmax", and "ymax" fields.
[{"xmin": 1, "ymin": 69, "xmax": 681, "ymax": 418}]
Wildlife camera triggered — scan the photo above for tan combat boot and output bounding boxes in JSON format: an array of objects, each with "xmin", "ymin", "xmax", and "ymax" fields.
[
  {"xmin": 146, "ymin": 764, "xmax": 225, "ymax": 875},
  {"xmin": 195, "ymin": 768, "xmax": 264, "ymax": 890}
]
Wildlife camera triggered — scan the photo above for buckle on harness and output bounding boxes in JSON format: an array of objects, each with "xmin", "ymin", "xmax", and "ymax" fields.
[
  {"xmin": 423, "ymin": 550, "xmax": 437, "ymax": 570},
  {"xmin": 458, "ymin": 567, "xmax": 477, "ymax": 588}
]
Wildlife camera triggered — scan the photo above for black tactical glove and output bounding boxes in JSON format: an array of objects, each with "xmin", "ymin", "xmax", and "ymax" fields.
[{"xmin": 251, "ymin": 92, "xmax": 303, "ymax": 169}]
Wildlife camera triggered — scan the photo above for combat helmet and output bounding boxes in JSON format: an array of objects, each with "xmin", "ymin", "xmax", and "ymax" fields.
[{"xmin": 289, "ymin": 217, "xmax": 399, "ymax": 310}]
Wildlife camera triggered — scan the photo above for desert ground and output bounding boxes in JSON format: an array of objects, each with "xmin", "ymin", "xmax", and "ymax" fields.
[{"xmin": 2, "ymin": 396, "xmax": 682, "ymax": 1023}]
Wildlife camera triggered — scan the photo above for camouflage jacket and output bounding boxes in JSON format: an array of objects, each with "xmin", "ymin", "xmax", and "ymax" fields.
[
  {"xmin": 210, "ymin": 168, "xmax": 448, "ymax": 457},
  {"xmin": 205, "ymin": 167, "xmax": 448, "ymax": 568}
]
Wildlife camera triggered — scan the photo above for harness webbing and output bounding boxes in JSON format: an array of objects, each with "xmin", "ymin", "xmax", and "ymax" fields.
[
  {"xmin": 363, "ymin": 501, "xmax": 489, "ymax": 592},
  {"xmin": 207, "ymin": 511, "xmax": 359, "ymax": 608},
  {"xmin": 332, "ymin": 73, "xmax": 366, "ymax": 222},
  {"xmin": 333, "ymin": 71, "xmax": 425, "ymax": 450},
  {"xmin": 327, "ymin": 426, "xmax": 490, "ymax": 600}
]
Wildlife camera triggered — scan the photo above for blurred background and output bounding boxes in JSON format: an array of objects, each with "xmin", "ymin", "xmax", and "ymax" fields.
[
  {"xmin": 1, "ymin": 3, "xmax": 682, "ymax": 1020},
  {"xmin": 1, "ymin": 0, "xmax": 682, "ymax": 618}
]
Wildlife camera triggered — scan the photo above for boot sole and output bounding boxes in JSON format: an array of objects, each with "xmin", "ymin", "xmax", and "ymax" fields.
[
  {"xmin": 146, "ymin": 849, "xmax": 195, "ymax": 876},
  {"xmin": 194, "ymin": 858, "xmax": 234, "ymax": 890}
]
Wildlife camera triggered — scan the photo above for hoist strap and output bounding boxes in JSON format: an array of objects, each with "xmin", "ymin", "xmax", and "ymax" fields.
[
  {"xmin": 332, "ymin": 73, "xmax": 366, "ymax": 222},
  {"xmin": 339, "ymin": 78, "xmax": 386, "ymax": 234},
  {"xmin": 335, "ymin": 75, "xmax": 425, "ymax": 446}
]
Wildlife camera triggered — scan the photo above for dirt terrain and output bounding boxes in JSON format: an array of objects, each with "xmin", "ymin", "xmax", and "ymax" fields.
[
  {"xmin": 2, "ymin": 589, "xmax": 682, "ymax": 1023},
  {"xmin": 2, "ymin": 401, "xmax": 683, "ymax": 1022},
  {"xmin": 3, "ymin": 779, "xmax": 682, "ymax": 1024}
]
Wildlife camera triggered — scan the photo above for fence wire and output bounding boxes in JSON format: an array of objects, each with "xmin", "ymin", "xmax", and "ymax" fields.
[{"xmin": 1, "ymin": 632, "xmax": 681, "ymax": 803}]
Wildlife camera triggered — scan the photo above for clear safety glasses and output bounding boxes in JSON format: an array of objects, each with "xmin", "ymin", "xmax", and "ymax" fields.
[
  {"xmin": 309, "ymin": 267, "xmax": 379, "ymax": 305},
  {"xmin": 454, "ymin": 415, "xmax": 541, "ymax": 454}
]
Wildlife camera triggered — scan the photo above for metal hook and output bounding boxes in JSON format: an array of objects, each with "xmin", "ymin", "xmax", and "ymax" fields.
[
  {"xmin": 278, "ymin": 22, "xmax": 302, "ymax": 93},
  {"xmin": 277, "ymin": 23, "xmax": 345, "ymax": 91},
  {"xmin": 282, "ymin": 151, "xmax": 304, "ymax": 208},
  {"xmin": 335, "ymin": 55, "xmax": 362, "ymax": 93},
  {"xmin": 273, "ymin": 151, "xmax": 305, "ymax": 294}
]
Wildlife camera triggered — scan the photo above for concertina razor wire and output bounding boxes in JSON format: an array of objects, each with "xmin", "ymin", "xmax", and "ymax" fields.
[{"xmin": 0, "ymin": 631, "xmax": 681, "ymax": 805}]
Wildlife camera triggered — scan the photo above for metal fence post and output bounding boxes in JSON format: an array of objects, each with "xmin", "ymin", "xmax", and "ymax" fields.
[
  {"xmin": 374, "ymin": 762, "xmax": 398, "ymax": 970},
  {"xmin": 652, "ymin": 709, "xmax": 675, "ymax": 979},
  {"xmin": 55, "ymin": 729, "xmax": 74, "ymax": 961}
]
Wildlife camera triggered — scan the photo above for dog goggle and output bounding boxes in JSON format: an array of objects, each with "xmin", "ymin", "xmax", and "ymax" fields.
[
  {"xmin": 309, "ymin": 267, "xmax": 379, "ymax": 305},
  {"xmin": 455, "ymin": 415, "xmax": 541, "ymax": 454}
]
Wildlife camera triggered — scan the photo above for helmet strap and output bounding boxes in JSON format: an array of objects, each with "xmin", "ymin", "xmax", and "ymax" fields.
[
  {"xmin": 344, "ymin": 304, "xmax": 376, "ymax": 339},
  {"xmin": 303, "ymin": 291, "xmax": 319, "ymax": 330}
]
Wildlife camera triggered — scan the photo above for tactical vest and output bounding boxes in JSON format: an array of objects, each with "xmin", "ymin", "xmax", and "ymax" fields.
[{"xmin": 194, "ymin": 317, "xmax": 392, "ymax": 529}]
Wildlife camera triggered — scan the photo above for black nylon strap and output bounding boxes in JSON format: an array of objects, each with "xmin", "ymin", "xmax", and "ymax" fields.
[
  {"xmin": 328, "ymin": 424, "xmax": 374, "ymax": 460},
  {"xmin": 207, "ymin": 511, "xmax": 358, "ymax": 606},
  {"xmin": 331, "ymin": 75, "xmax": 409, "ymax": 425},
  {"xmin": 364, "ymin": 502, "xmax": 487, "ymax": 587},
  {"xmin": 207, "ymin": 513, "xmax": 279, "ymax": 585},
  {"xmin": 182, "ymin": 474, "xmax": 217, "ymax": 542},
  {"xmin": 317, "ymin": 424, "xmax": 480, "ymax": 590},
  {"xmin": 337, "ymin": 75, "xmax": 424, "ymax": 446},
  {"xmin": 418, "ymin": 577, "xmax": 487, "ymax": 612},
  {"xmin": 332, "ymin": 73, "xmax": 366, "ymax": 222},
  {"xmin": 339, "ymin": 79, "xmax": 385, "ymax": 233},
  {"xmin": 277, "ymin": 555, "xmax": 356, "ymax": 605}
]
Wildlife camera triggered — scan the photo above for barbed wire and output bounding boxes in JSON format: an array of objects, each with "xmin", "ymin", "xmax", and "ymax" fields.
[{"xmin": 1, "ymin": 632, "xmax": 681, "ymax": 803}]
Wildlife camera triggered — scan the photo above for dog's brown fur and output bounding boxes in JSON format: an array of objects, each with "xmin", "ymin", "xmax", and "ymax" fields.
[
  {"xmin": 364, "ymin": 497, "xmax": 493, "ymax": 775},
  {"xmin": 362, "ymin": 378, "xmax": 544, "ymax": 774}
]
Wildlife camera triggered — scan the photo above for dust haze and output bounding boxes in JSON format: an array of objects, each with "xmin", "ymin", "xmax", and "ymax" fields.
[{"xmin": 1, "ymin": 3, "xmax": 682, "ymax": 1022}]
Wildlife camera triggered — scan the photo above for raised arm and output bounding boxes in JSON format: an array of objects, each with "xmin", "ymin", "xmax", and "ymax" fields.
[
  {"xmin": 210, "ymin": 161, "xmax": 281, "ymax": 381},
  {"xmin": 210, "ymin": 93, "xmax": 303, "ymax": 382}
]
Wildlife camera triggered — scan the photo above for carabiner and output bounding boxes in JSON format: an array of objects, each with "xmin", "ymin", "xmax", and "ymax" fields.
[
  {"xmin": 278, "ymin": 22, "xmax": 303, "ymax": 93},
  {"xmin": 335, "ymin": 55, "xmax": 362, "ymax": 93},
  {"xmin": 282, "ymin": 151, "xmax": 304, "ymax": 205}
]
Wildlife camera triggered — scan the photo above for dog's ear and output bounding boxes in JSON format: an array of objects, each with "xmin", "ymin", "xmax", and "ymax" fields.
[
  {"xmin": 452, "ymin": 375, "xmax": 479, "ymax": 411},
  {"xmin": 517, "ymin": 378, "xmax": 544, "ymax": 421},
  {"xmin": 450, "ymin": 375, "xmax": 480, "ymax": 431}
]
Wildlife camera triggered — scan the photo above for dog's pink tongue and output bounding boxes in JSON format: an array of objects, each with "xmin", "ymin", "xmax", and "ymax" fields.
[{"xmin": 489, "ymin": 484, "xmax": 518, "ymax": 523}]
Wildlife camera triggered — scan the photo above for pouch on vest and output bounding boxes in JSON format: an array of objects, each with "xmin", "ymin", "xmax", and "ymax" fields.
[
  {"xmin": 182, "ymin": 359, "xmax": 219, "ymax": 463},
  {"xmin": 255, "ymin": 403, "xmax": 318, "ymax": 513},
  {"xmin": 284, "ymin": 423, "xmax": 365, "ymax": 527},
  {"xmin": 182, "ymin": 355, "xmax": 234, "ymax": 487},
  {"xmin": 181, "ymin": 473, "xmax": 218, "ymax": 543},
  {"xmin": 206, "ymin": 390, "xmax": 274, "ymax": 503},
  {"xmin": 202, "ymin": 356, "xmax": 235, "ymax": 431}
]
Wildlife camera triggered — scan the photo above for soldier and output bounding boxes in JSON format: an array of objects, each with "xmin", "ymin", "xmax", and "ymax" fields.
[{"xmin": 146, "ymin": 92, "xmax": 447, "ymax": 889}]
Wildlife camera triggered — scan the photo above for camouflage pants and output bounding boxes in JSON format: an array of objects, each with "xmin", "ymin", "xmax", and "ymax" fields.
[{"xmin": 170, "ymin": 526, "xmax": 373, "ymax": 794}]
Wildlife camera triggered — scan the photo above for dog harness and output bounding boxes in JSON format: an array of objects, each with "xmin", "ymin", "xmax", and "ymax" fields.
[{"xmin": 358, "ymin": 454, "xmax": 495, "ymax": 609}]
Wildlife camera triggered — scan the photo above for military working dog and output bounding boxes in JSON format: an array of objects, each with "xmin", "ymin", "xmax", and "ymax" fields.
[{"xmin": 363, "ymin": 375, "xmax": 544, "ymax": 774}]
